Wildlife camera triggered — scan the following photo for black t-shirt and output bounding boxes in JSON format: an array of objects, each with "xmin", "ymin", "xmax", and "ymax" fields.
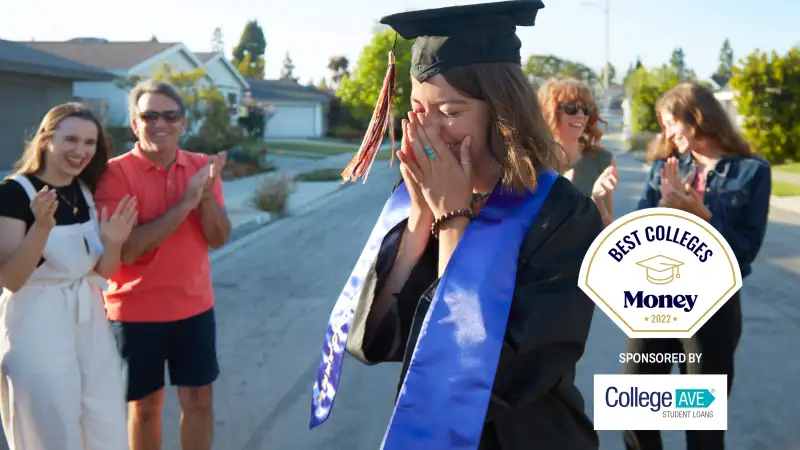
[{"xmin": 0, "ymin": 174, "xmax": 91, "ymax": 266}]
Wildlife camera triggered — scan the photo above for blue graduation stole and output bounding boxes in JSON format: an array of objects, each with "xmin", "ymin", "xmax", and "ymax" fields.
[{"xmin": 311, "ymin": 169, "xmax": 558, "ymax": 449}]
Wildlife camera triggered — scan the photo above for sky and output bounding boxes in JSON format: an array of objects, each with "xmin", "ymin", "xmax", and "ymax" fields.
[{"xmin": 1, "ymin": 0, "xmax": 798, "ymax": 86}]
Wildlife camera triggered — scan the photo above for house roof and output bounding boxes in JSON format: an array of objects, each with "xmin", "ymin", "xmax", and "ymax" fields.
[
  {"xmin": 711, "ymin": 74, "xmax": 731, "ymax": 91},
  {"xmin": 195, "ymin": 52, "xmax": 217, "ymax": 62},
  {"xmin": 196, "ymin": 52, "xmax": 250, "ymax": 90},
  {"xmin": 22, "ymin": 39, "xmax": 177, "ymax": 71},
  {"xmin": 248, "ymin": 79, "xmax": 332, "ymax": 103},
  {"xmin": 0, "ymin": 38, "xmax": 115, "ymax": 81}
]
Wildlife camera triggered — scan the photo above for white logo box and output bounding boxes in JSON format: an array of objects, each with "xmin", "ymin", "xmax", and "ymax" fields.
[{"xmin": 593, "ymin": 374, "xmax": 728, "ymax": 431}]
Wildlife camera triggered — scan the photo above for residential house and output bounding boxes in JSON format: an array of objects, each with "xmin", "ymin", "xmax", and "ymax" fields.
[
  {"xmin": 20, "ymin": 39, "xmax": 250, "ymax": 128},
  {"xmin": 710, "ymin": 75, "xmax": 743, "ymax": 129},
  {"xmin": 0, "ymin": 39, "xmax": 116, "ymax": 168},
  {"xmin": 195, "ymin": 51, "xmax": 250, "ymax": 113},
  {"xmin": 247, "ymin": 78, "xmax": 333, "ymax": 139}
]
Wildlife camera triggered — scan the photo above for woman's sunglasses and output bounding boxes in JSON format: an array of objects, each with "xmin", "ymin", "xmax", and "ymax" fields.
[
  {"xmin": 138, "ymin": 110, "xmax": 183, "ymax": 123},
  {"xmin": 559, "ymin": 103, "xmax": 596, "ymax": 116}
]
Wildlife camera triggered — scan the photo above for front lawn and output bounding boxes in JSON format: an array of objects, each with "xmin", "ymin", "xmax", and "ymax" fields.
[
  {"xmin": 773, "ymin": 162, "xmax": 800, "ymax": 174},
  {"xmin": 772, "ymin": 180, "xmax": 800, "ymax": 197}
]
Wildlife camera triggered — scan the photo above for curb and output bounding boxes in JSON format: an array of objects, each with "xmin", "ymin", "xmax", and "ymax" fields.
[{"xmin": 209, "ymin": 183, "xmax": 353, "ymax": 263}]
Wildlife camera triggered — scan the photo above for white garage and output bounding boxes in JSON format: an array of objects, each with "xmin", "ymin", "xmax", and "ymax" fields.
[
  {"xmin": 247, "ymin": 79, "xmax": 331, "ymax": 139},
  {"xmin": 265, "ymin": 103, "xmax": 321, "ymax": 138}
]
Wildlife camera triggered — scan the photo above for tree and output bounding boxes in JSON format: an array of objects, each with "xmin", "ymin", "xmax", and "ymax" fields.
[
  {"xmin": 715, "ymin": 38, "xmax": 734, "ymax": 81},
  {"xmin": 234, "ymin": 53, "xmax": 265, "ymax": 79},
  {"xmin": 327, "ymin": 56, "xmax": 350, "ymax": 90},
  {"xmin": 635, "ymin": 57, "xmax": 643, "ymax": 69},
  {"xmin": 280, "ymin": 52, "xmax": 297, "ymax": 81},
  {"xmin": 185, "ymin": 88, "xmax": 242, "ymax": 154},
  {"xmin": 622, "ymin": 62, "xmax": 636, "ymax": 88},
  {"xmin": 669, "ymin": 47, "xmax": 696, "ymax": 81},
  {"xmin": 338, "ymin": 29, "xmax": 413, "ymax": 125},
  {"xmin": 211, "ymin": 27, "xmax": 224, "ymax": 53},
  {"xmin": 601, "ymin": 63, "xmax": 617, "ymax": 86},
  {"xmin": 115, "ymin": 63, "xmax": 225, "ymax": 138},
  {"xmin": 626, "ymin": 65, "xmax": 681, "ymax": 135},
  {"xmin": 232, "ymin": 20, "xmax": 266, "ymax": 79},
  {"xmin": 523, "ymin": 54, "xmax": 598, "ymax": 86},
  {"xmin": 730, "ymin": 47, "xmax": 800, "ymax": 163}
]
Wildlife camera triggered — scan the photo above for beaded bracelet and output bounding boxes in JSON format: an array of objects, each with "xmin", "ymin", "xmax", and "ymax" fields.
[{"xmin": 431, "ymin": 208, "xmax": 474, "ymax": 239}]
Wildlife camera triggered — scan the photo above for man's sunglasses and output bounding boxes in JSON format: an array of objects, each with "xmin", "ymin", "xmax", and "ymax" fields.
[
  {"xmin": 138, "ymin": 110, "xmax": 183, "ymax": 123},
  {"xmin": 559, "ymin": 103, "xmax": 596, "ymax": 116}
]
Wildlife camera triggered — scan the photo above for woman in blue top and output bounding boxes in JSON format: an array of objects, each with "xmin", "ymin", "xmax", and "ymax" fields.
[{"xmin": 622, "ymin": 82, "xmax": 771, "ymax": 450}]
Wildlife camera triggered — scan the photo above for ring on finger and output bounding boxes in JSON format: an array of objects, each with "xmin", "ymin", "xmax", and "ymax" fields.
[{"xmin": 424, "ymin": 145, "xmax": 435, "ymax": 159}]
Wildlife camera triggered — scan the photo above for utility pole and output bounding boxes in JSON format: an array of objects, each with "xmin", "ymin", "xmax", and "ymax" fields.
[
  {"xmin": 605, "ymin": 0, "xmax": 610, "ymax": 91},
  {"xmin": 580, "ymin": 0, "xmax": 610, "ymax": 91}
]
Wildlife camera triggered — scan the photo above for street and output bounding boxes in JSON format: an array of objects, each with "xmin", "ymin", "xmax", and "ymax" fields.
[{"xmin": 154, "ymin": 149, "xmax": 800, "ymax": 450}]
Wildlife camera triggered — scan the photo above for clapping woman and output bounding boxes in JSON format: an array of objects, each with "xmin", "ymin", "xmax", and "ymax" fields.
[
  {"xmin": 538, "ymin": 78, "xmax": 619, "ymax": 227},
  {"xmin": 622, "ymin": 82, "xmax": 771, "ymax": 450},
  {"xmin": 0, "ymin": 103, "xmax": 137, "ymax": 449}
]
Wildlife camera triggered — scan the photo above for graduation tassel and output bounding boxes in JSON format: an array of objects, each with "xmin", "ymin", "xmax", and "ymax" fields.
[{"xmin": 341, "ymin": 36, "xmax": 398, "ymax": 184}]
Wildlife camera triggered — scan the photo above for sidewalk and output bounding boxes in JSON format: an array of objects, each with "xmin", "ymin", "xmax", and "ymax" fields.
[
  {"xmin": 601, "ymin": 135, "xmax": 800, "ymax": 216},
  {"xmin": 219, "ymin": 151, "xmax": 396, "ymax": 244}
]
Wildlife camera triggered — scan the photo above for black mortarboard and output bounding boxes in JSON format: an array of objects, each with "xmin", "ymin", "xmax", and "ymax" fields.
[{"xmin": 380, "ymin": 0, "xmax": 545, "ymax": 83}]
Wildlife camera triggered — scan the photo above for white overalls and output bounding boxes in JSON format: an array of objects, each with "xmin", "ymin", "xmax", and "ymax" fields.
[{"xmin": 0, "ymin": 175, "xmax": 128, "ymax": 450}]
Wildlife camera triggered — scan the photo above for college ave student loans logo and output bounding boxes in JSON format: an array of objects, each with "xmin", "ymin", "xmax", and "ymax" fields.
[
  {"xmin": 594, "ymin": 374, "xmax": 728, "ymax": 430},
  {"xmin": 579, "ymin": 207, "xmax": 742, "ymax": 339}
]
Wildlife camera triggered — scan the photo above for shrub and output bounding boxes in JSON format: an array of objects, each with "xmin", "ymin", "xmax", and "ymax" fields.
[
  {"xmin": 250, "ymin": 172, "xmax": 294, "ymax": 217},
  {"xmin": 106, "ymin": 127, "xmax": 136, "ymax": 156},
  {"xmin": 730, "ymin": 47, "xmax": 800, "ymax": 164},
  {"xmin": 183, "ymin": 88, "xmax": 244, "ymax": 155},
  {"xmin": 294, "ymin": 168, "xmax": 342, "ymax": 182}
]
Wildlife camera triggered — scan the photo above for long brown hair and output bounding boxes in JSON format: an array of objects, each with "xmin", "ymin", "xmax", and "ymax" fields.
[
  {"xmin": 647, "ymin": 82, "xmax": 753, "ymax": 163},
  {"xmin": 537, "ymin": 77, "xmax": 607, "ymax": 155},
  {"xmin": 441, "ymin": 62, "xmax": 565, "ymax": 192},
  {"xmin": 14, "ymin": 102, "xmax": 110, "ymax": 191}
]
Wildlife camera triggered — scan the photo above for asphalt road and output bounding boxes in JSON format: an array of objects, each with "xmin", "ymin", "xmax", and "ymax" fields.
[{"xmin": 154, "ymin": 148, "xmax": 800, "ymax": 450}]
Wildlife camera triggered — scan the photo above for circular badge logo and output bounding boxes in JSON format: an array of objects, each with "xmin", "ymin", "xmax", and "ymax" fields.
[{"xmin": 579, "ymin": 207, "xmax": 742, "ymax": 339}]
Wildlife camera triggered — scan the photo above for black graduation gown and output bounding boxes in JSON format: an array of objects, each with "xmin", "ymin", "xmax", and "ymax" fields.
[{"xmin": 345, "ymin": 177, "xmax": 602, "ymax": 450}]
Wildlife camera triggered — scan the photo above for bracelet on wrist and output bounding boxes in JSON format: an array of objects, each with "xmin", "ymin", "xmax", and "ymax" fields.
[{"xmin": 431, "ymin": 208, "xmax": 474, "ymax": 239}]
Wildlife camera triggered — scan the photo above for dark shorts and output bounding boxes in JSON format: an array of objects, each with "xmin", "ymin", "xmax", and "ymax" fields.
[{"xmin": 109, "ymin": 308, "xmax": 220, "ymax": 402}]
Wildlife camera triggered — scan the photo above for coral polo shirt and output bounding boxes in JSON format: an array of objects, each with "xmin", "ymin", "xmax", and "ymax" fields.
[{"xmin": 95, "ymin": 144, "xmax": 224, "ymax": 323}]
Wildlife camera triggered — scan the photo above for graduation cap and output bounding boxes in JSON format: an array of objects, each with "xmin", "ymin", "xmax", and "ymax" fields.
[
  {"xmin": 340, "ymin": 0, "xmax": 546, "ymax": 184},
  {"xmin": 382, "ymin": 0, "xmax": 545, "ymax": 83},
  {"xmin": 636, "ymin": 255, "xmax": 685, "ymax": 285}
]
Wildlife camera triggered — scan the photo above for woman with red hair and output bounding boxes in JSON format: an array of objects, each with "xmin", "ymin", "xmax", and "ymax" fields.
[{"xmin": 538, "ymin": 78, "xmax": 619, "ymax": 227}]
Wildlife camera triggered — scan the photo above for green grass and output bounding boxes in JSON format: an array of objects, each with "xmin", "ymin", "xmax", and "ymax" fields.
[
  {"xmin": 772, "ymin": 180, "xmax": 800, "ymax": 197},
  {"xmin": 375, "ymin": 151, "xmax": 396, "ymax": 161},
  {"xmin": 294, "ymin": 168, "xmax": 344, "ymax": 182},
  {"xmin": 266, "ymin": 141, "xmax": 358, "ymax": 155},
  {"xmin": 773, "ymin": 162, "xmax": 800, "ymax": 174},
  {"xmin": 271, "ymin": 149, "xmax": 326, "ymax": 160}
]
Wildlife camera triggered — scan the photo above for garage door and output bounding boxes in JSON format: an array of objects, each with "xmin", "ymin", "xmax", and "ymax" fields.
[
  {"xmin": 264, "ymin": 104, "xmax": 317, "ymax": 138},
  {"xmin": 0, "ymin": 74, "xmax": 72, "ymax": 169}
]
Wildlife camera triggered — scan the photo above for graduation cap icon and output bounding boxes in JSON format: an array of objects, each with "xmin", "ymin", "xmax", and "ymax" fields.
[{"xmin": 636, "ymin": 255, "xmax": 685, "ymax": 285}]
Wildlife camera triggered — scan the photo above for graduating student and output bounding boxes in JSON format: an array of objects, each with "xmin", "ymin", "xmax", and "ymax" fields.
[{"xmin": 310, "ymin": 2, "xmax": 602, "ymax": 449}]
